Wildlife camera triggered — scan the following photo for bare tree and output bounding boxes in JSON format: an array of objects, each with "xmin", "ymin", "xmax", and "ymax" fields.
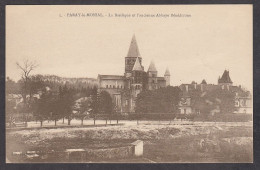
[{"xmin": 16, "ymin": 59, "xmax": 38, "ymax": 105}]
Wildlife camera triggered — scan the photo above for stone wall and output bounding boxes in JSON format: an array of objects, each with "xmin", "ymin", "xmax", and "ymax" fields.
[{"xmin": 12, "ymin": 140, "xmax": 144, "ymax": 162}]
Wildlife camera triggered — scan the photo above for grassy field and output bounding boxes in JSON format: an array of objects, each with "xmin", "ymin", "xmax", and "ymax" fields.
[{"xmin": 6, "ymin": 121, "xmax": 253, "ymax": 163}]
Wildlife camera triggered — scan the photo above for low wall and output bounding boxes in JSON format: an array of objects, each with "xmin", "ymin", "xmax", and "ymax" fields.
[
  {"xmin": 82, "ymin": 146, "xmax": 133, "ymax": 160},
  {"xmin": 11, "ymin": 140, "xmax": 143, "ymax": 162}
]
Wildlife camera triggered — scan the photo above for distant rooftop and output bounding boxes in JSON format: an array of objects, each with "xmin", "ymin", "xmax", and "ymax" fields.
[
  {"xmin": 218, "ymin": 70, "xmax": 233, "ymax": 84},
  {"xmin": 98, "ymin": 75, "xmax": 125, "ymax": 80}
]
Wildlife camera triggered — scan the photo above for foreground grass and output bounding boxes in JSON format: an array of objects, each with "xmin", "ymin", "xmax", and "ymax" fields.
[{"xmin": 6, "ymin": 122, "xmax": 253, "ymax": 163}]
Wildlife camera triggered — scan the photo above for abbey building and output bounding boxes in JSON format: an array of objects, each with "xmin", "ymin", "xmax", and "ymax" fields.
[{"xmin": 97, "ymin": 35, "xmax": 170, "ymax": 113}]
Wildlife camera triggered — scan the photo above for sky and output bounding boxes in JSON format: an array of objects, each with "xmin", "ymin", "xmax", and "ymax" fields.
[{"xmin": 6, "ymin": 5, "xmax": 253, "ymax": 91}]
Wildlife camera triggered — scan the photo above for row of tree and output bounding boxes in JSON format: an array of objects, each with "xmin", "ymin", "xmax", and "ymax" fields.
[
  {"xmin": 135, "ymin": 86, "xmax": 237, "ymax": 116},
  {"xmin": 135, "ymin": 86, "xmax": 182, "ymax": 113},
  {"xmin": 189, "ymin": 88, "xmax": 236, "ymax": 115},
  {"xmin": 6, "ymin": 83, "xmax": 115, "ymax": 126}
]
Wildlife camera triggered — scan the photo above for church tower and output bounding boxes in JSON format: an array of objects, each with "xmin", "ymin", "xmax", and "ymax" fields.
[
  {"xmin": 147, "ymin": 61, "xmax": 158, "ymax": 90},
  {"xmin": 164, "ymin": 68, "xmax": 170, "ymax": 86},
  {"xmin": 125, "ymin": 34, "xmax": 143, "ymax": 78},
  {"xmin": 130, "ymin": 56, "xmax": 145, "ymax": 112}
]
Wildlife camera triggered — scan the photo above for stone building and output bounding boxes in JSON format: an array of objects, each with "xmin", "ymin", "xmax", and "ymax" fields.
[
  {"xmin": 97, "ymin": 35, "xmax": 170, "ymax": 113},
  {"xmin": 178, "ymin": 70, "xmax": 252, "ymax": 114}
]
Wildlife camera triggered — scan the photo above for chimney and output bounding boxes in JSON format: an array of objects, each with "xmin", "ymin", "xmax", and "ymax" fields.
[
  {"xmin": 186, "ymin": 85, "xmax": 189, "ymax": 92},
  {"xmin": 194, "ymin": 83, "xmax": 197, "ymax": 89}
]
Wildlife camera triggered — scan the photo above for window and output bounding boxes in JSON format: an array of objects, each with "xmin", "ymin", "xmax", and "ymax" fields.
[
  {"xmin": 110, "ymin": 85, "xmax": 112, "ymax": 88},
  {"xmin": 113, "ymin": 85, "xmax": 115, "ymax": 88},
  {"xmin": 106, "ymin": 85, "xmax": 108, "ymax": 88}
]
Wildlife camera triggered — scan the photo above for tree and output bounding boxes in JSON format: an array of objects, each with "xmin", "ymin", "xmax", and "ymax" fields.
[
  {"xmin": 209, "ymin": 89, "xmax": 236, "ymax": 114},
  {"xmin": 98, "ymin": 91, "xmax": 113, "ymax": 115},
  {"xmin": 6, "ymin": 96, "xmax": 16, "ymax": 127},
  {"xmin": 56, "ymin": 85, "xmax": 71, "ymax": 125},
  {"xmin": 50, "ymin": 97, "xmax": 63, "ymax": 126},
  {"xmin": 135, "ymin": 86, "xmax": 182, "ymax": 114},
  {"xmin": 6, "ymin": 77, "xmax": 20, "ymax": 94},
  {"xmin": 16, "ymin": 60, "xmax": 38, "ymax": 106},
  {"xmin": 61, "ymin": 86, "xmax": 74, "ymax": 125},
  {"xmin": 191, "ymin": 88, "xmax": 236, "ymax": 118},
  {"xmin": 75, "ymin": 97, "xmax": 92, "ymax": 125},
  {"xmin": 32, "ymin": 89, "xmax": 52, "ymax": 127},
  {"xmin": 28, "ymin": 75, "xmax": 45, "ymax": 96},
  {"xmin": 90, "ymin": 86, "xmax": 98, "ymax": 114}
]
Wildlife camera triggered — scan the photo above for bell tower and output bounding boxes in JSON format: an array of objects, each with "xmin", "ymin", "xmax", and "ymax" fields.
[{"xmin": 125, "ymin": 34, "xmax": 142, "ymax": 77}]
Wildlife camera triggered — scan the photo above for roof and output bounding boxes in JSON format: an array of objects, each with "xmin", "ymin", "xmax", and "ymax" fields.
[
  {"xmin": 201, "ymin": 79, "xmax": 207, "ymax": 84},
  {"xmin": 148, "ymin": 61, "xmax": 157, "ymax": 72},
  {"xmin": 126, "ymin": 34, "xmax": 141, "ymax": 58},
  {"xmin": 164, "ymin": 68, "xmax": 170, "ymax": 76},
  {"xmin": 132, "ymin": 57, "xmax": 143, "ymax": 71},
  {"xmin": 98, "ymin": 75, "xmax": 125, "ymax": 80},
  {"xmin": 179, "ymin": 83, "xmax": 251, "ymax": 98},
  {"xmin": 218, "ymin": 70, "xmax": 233, "ymax": 84},
  {"xmin": 157, "ymin": 77, "xmax": 166, "ymax": 81}
]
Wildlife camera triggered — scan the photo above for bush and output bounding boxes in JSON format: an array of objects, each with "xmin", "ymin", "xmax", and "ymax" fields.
[{"xmin": 128, "ymin": 113, "xmax": 176, "ymax": 120}]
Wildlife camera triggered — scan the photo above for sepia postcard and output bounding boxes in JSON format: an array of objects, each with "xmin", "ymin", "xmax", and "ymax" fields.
[{"xmin": 5, "ymin": 5, "xmax": 253, "ymax": 163}]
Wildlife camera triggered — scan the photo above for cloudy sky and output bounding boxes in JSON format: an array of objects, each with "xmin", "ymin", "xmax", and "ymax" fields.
[{"xmin": 6, "ymin": 5, "xmax": 252, "ymax": 91}]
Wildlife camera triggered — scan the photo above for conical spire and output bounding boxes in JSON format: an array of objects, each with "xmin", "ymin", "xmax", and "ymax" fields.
[
  {"xmin": 218, "ymin": 70, "xmax": 233, "ymax": 84},
  {"xmin": 132, "ymin": 57, "xmax": 143, "ymax": 71},
  {"xmin": 164, "ymin": 67, "xmax": 170, "ymax": 76},
  {"xmin": 127, "ymin": 34, "xmax": 141, "ymax": 58},
  {"xmin": 148, "ymin": 60, "xmax": 157, "ymax": 72}
]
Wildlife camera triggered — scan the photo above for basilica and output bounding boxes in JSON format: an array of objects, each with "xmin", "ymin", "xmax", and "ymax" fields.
[{"xmin": 97, "ymin": 35, "xmax": 170, "ymax": 113}]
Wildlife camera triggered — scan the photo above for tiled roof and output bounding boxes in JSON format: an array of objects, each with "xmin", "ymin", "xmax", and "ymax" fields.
[
  {"xmin": 179, "ymin": 83, "xmax": 251, "ymax": 98},
  {"xmin": 126, "ymin": 34, "xmax": 141, "ymax": 58},
  {"xmin": 98, "ymin": 75, "xmax": 125, "ymax": 80},
  {"xmin": 132, "ymin": 57, "xmax": 143, "ymax": 71}
]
